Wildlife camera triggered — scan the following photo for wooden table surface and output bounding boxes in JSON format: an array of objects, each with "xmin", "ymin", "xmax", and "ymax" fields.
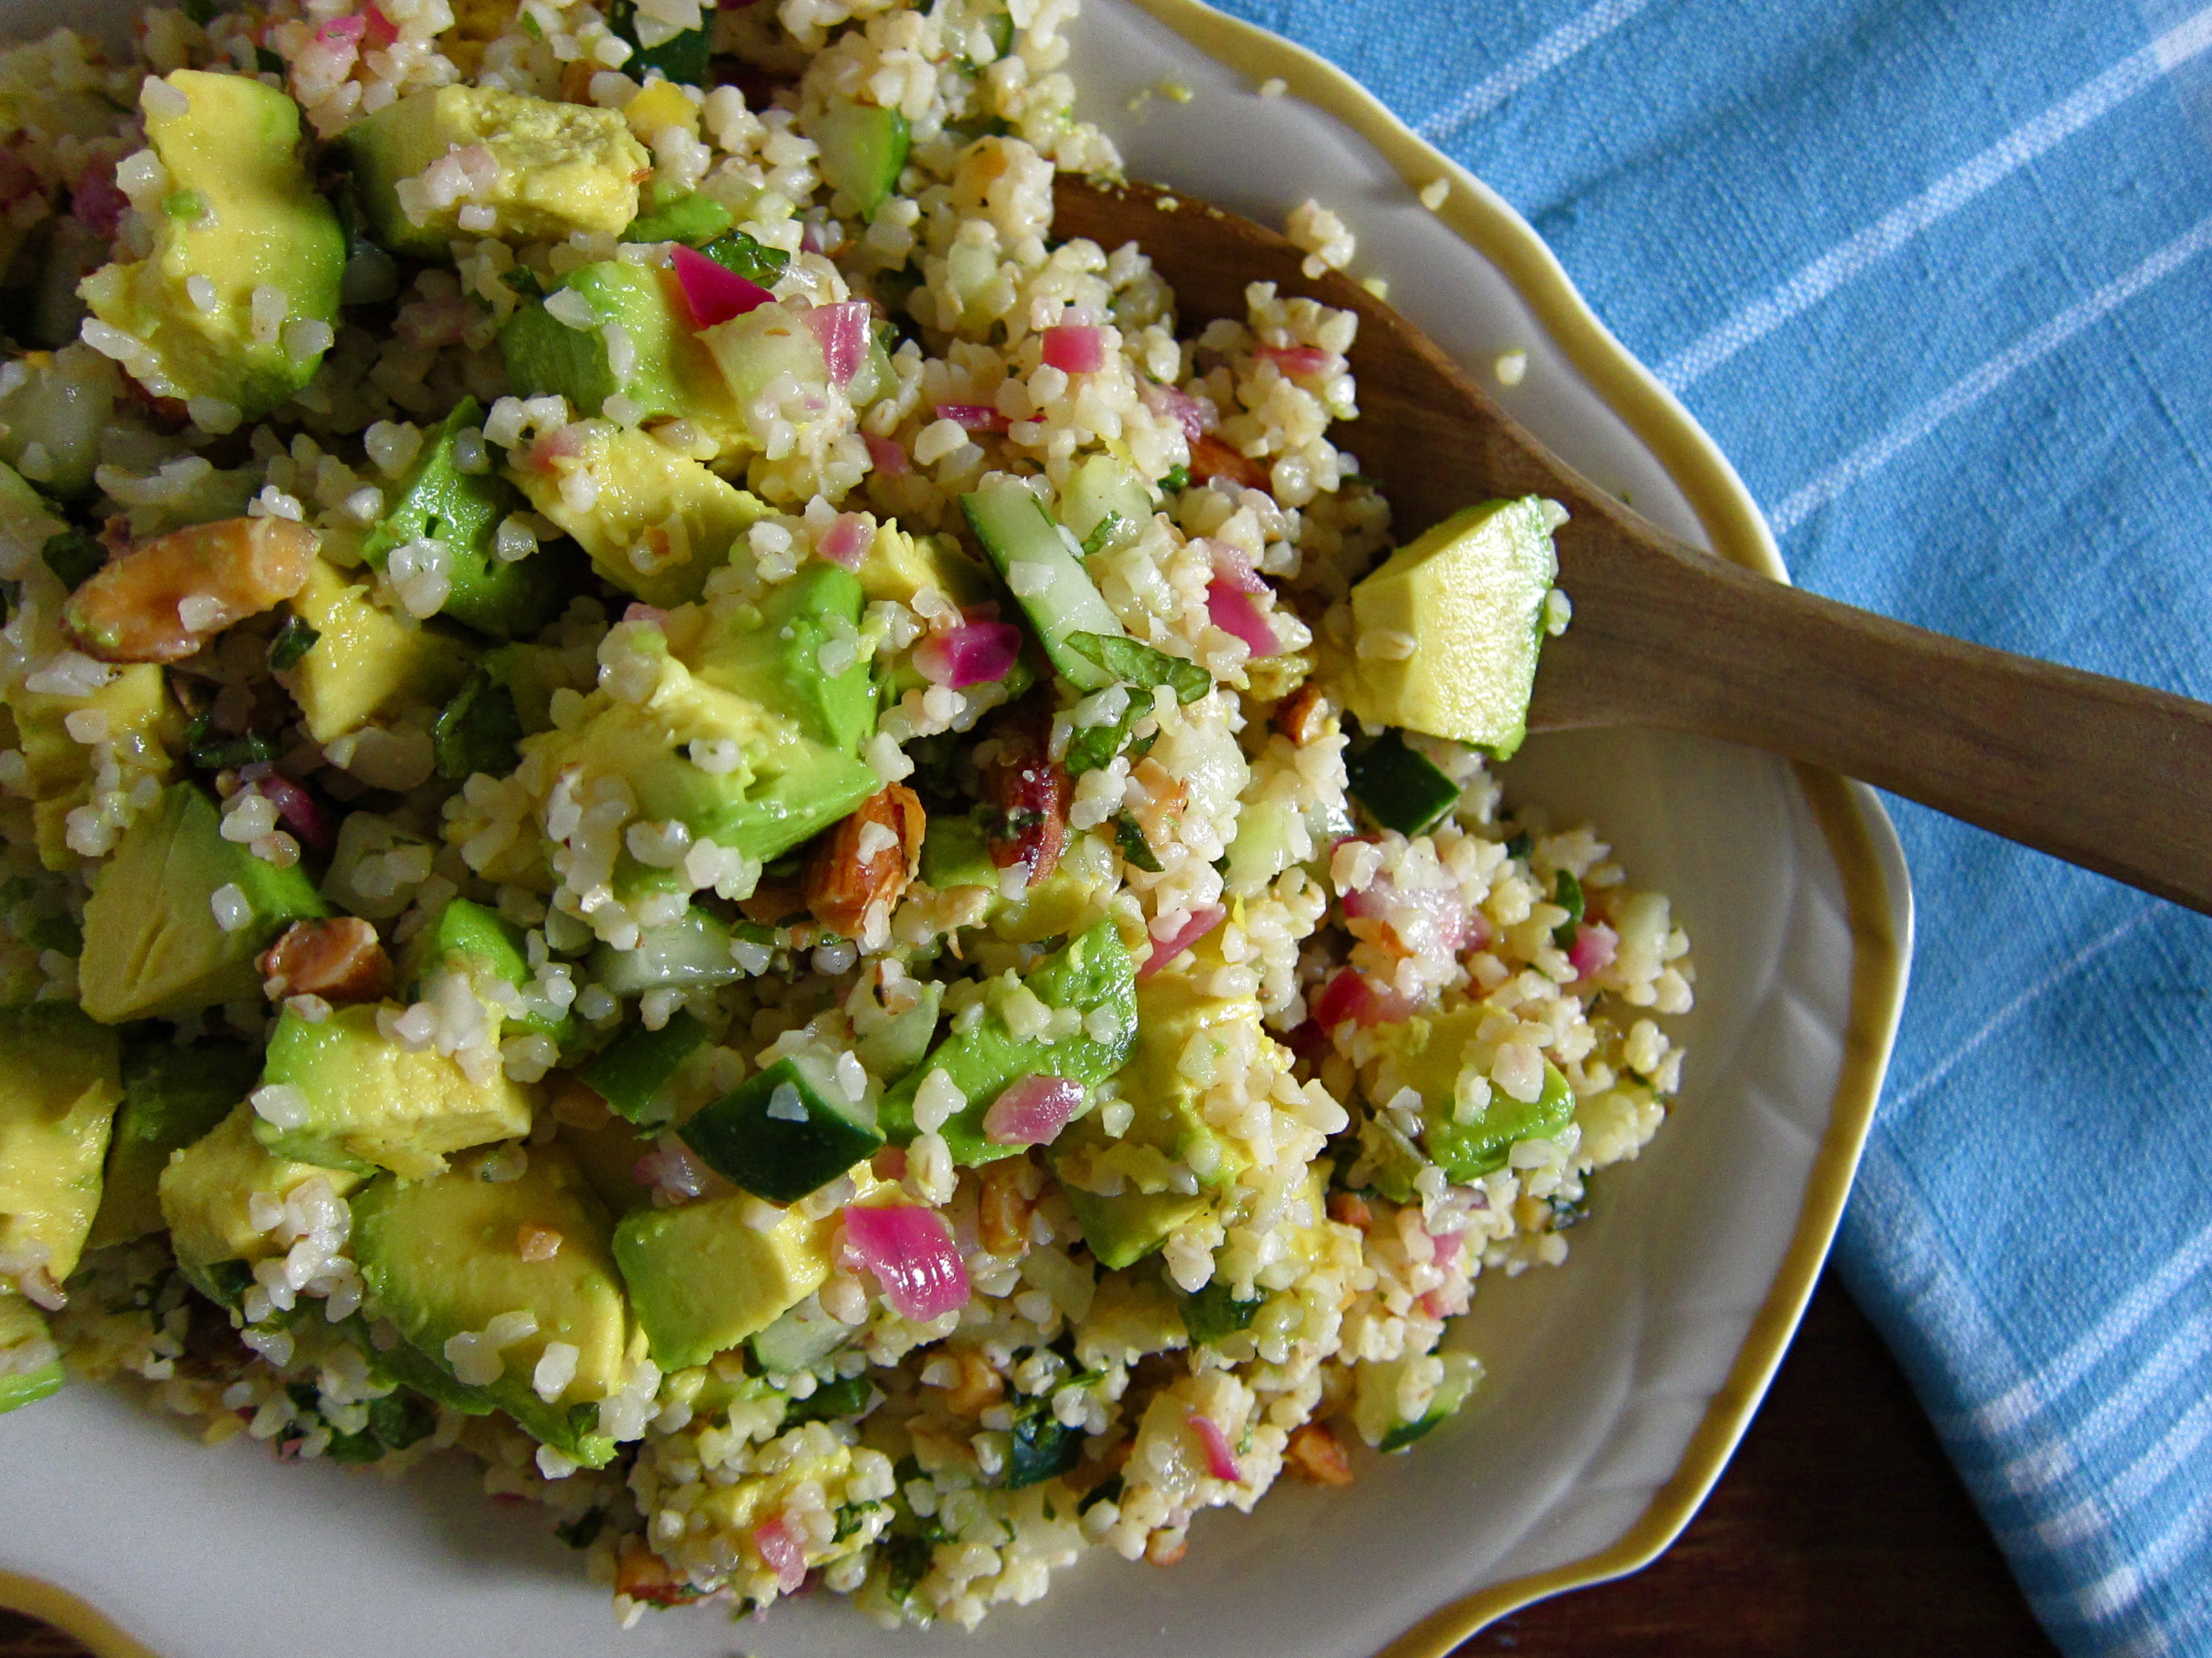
[{"xmin": 0, "ymin": 1271, "xmax": 2057, "ymax": 1657}]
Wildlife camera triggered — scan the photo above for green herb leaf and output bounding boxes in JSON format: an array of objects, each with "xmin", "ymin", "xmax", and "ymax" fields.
[
  {"xmin": 267, "ymin": 611, "xmax": 319, "ymax": 673},
  {"xmin": 554, "ymin": 1504, "xmax": 609, "ymax": 1548},
  {"xmin": 1005, "ymin": 1397, "xmax": 1083, "ymax": 1489},
  {"xmin": 602, "ymin": 0, "xmax": 708, "ymax": 83},
  {"xmin": 1075, "ymin": 1472, "xmax": 1123, "ymax": 1515},
  {"xmin": 1062, "ymin": 704, "xmax": 1140, "ymax": 775},
  {"xmin": 432, "ymin": 668, "xmax": 523, "ymax": 782},
  {"xmin": 1078, "ymin": 512, "xmax": 1124, "ymax": 557},
  {"xmin": 1550, "ymin": 868, "xmax": 1585, "ymax": 949},
  {"xmin": 1111, "ymin": 810, "xmax": 1162, "ymax": 872},
  {"xmin": 782, "ymin": 1373, "xmax": 872, "ymax": 1427},
  {"xmin": 1158, "ymin": 464, "xmax": 1189, "ymax": 493},
  {"xmin": 188, "ymin": 732, "xmax": 276, "ymax": 772},
  {"xmin": 40, "ymin": 526, "xmax": 104, "ymax": 590},
  {"xmin": 179, "ymin": 0, "xmax": 216, "ymax": 23},
  {"xmin": 1064, "ymin": 631, "xmax": 1210, "ymax": 704},
  {"xmin": 700, "ymin": 231, "xmax": 791, "ymax": 287},
  {"xmin": 254, "ymin": 45, "xmax": 284, "ymax": 75},
  {"xmin": 1177, "ymin": 1279, "xmax": 1264, "ymax": 1346},
  {"xmin": 500, "ymin": 266, "xmax": 545, "ymax": 300},
  {"xmin": 1503, "ymin": 830, "xmax": 1533, "ymax": 860}
]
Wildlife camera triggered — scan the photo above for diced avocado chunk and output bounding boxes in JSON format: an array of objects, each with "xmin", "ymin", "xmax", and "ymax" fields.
[
  {"xmin": 878, "ymin": 919, "xmax": 1137, "ymax": 1167},
  {"xmin": 499, "ymin": 262, "xmax": 743, "ymax": 444},
  {"xmin": 1357, "ymin": 1349, "xmax": 1483, "ymax": 1451},
  {"xmin": 506, "ymin": 424, "xmax": 768, "ymax": 608},
  {"xmin": 88, "ymin": 1039, "xmax": 259, "ymax": 1249},
  {"xmin": 342, "ymin": 86, "xmax": 651, "ymax": 257},
  {"xmin": 613, "ymin": 1186, "xmax": 852, "ymax": 1370},
  {"xmin": 691, "ymin": 561, "xmax": 874, "ymax": 751},
  {"xmin": 587, "ymin": 904, "xmax": 742, "ymax": 996},
  {"xmin": 279, "ymin": 559, "xmax": 472, "ymax": 744},
  {"xmin": 5, "ymin": 660, "xmax": 181, "ymax": 872},
  {"xmin": 917, "ymin": 808, "xmax": 996, "ymax": 890},
  {"xmin": 80, "ymin": 71, "xmax": 343, "ymax": 421},
  {"xmin": 0, "ymin": 1004, "xmax": 120, "ymax": 1294},
  {"xmin": 960, "ymin": 478, "xmax": 1125, "ymax": 692},
  {"xmin": 559, "ymin": 1112, "xmax": 656, "ymax": 1215},
  {"xmin": 1050, "ymin": 964, "xmax": 1256, "ymax": 1270},
  {"xmin": 360, "ymin": 396, "xmax": 581, "ymax": 639},
  {"xmin": 0, "ymin": 1295, "xmax": 64, "ymax": 1414},
  {"xmin": 158, "ymin": 1104, "xmax": 365, "ymax": 1292},
  {"xmin": 856, "ymin": 523, "xmax": 995, "ymax": 610},
  {"xmin": 1344, "ymin": 496, "xmax": 1564, "ymax": 761},
  {"xmin": 578, "ymin": 1008, "xmax": 708, "ymax": 1125},
  {"xmin": 77, "ymin": 783, "xmax": 330, "ymax": 1024},
  {"xmin": 1366, "ymin": 1002, "xmax": 1575, "ymax": 1182},
  {"xmin": 519, "ymin": 646, "xmax": 881, "ymax": 867},
  {"xmin": 679, "ymin": 1053, "xmax": 884, "ymax": 1203},
  {"xmin": 254, "ymin": 1001, "xmax": 536, "ymax": 1180},
  {"xmin": 351, "ymin": 1141, "xmax": 636, "ymax": 1466},
  {"xmin": 406, "ymin": 898, "xmax": 575, "ymax": 1052},
  {"xmin": 814, "ymin": 99, "xmax": 910, "ymax": 217}
]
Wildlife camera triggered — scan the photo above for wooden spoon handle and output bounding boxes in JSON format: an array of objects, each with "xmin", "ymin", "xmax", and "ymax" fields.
[{"xmin": 1531, "ymin": 529, "xmax": 2212, "ymax": 912}]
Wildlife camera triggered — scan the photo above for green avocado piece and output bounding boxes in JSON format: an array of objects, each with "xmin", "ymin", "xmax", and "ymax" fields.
[
  {"xmin": 404, "ymin": 897, "xmax": 576, "ymax": 1052},
  {"xmin": 158, "ymin": 1103, "xmax": 364, "ymax": 1280},
  {"xmin": 1344, "ymin": 496, "xmax": 1563, "ymax": 761},
  {"xmin": 79, "ymin": 71, "xmax": 343, "ymax": 422},
  {"xmin": 1050, "ymin": 967, "xmax": 1255, "ymax": 1270},
  {"xmin": 350, "ymin": 1141, "xmax": 636, "ymax": 1467},
  {"xmin": 916, "ymin": 808, "xmax": 996, "ymax": 891},
  {"xmin": 342, "ymin": 85, "xmax": 649, "ymax": 257},
  {"xmin": 558, "ymin": 1112, "xmax": 656, "ymax": 1216},
  {"xmin": 679, "ymin": 1053, "xmax": 884, "ymax": 1204},
  {"xmin": 1373, "ymin": 1002, "xmax": 1576, "ymax": 1182},
  {"xmin": 587, "ymin": 904, "xmax": 744, "ymax": 996},
  {"xmin": 499, "ymin": 261, "xmax": 745, "ymax": 437},
  {"xmin": 878, "ymin": 919, "xmax": 1137, "ymax": 1167},
  {"xmin": 613, "ymin": 1188, "xmax": 848, "ymax": 1371},
  {"xmin": 88, "ymin": 1038, "xmax": 260, "ymax": 1249},
  {"xmin": 254, "ymin": 1001, "xmax": 536, "ymax": 1181},
  {"xmin": 77, "ymin": 782, "xmax": 331, "ymax": 1024},
  {"xmin": 813, "ymin": 99, "xmax": 910, "ymax": 218},
  {"xmin": 0, "ymin": 1297, "xmax": 64, "ymax": 1415},
  {"xmin": 0, "ymin": 1004, "xmax": 121, "ymax": 1293},
  {"xmin": 692, "ymin": 561, "xmax": 875, "ymax": 752},
  {"xmin": 360, "ymin": 396, "xmax": 581, "ymax": 639}
]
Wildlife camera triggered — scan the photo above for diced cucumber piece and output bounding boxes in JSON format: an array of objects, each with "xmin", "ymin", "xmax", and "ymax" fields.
[
  {"xmin": 627, "ymin": 187, "xmax": 733, "ymax": 246},
  {"xmin": 960, "ymin": 479, "xmax": 1125, "ymax": 692},
  {"xmin": 1366, "ymin": 1350, "xmax": 1483, "ymax": 1451},
  {"xmin": 1055, "ymin": 453, "xmax": 1152, "ymax": 553},
  {"xmin": 814, "ymin": 100, "xmax": 911, "ymax": 217},
  {"xmin": 587, "ymin": 906, "xmax": 741, "ymax": 995},
  {"xmin": 1345, "ymin": 729, "xmax": 1461, "ymax": 835},
  {"xmin": 747, "ymin": 1292, "xmax": 850, "ymax": 1375},
  {"xmin": 678, "ymin": 1052, "xmax": 884, "ymax": 1203},
  {"xmin": 579, "ymin": 1009, "xmax": 709, "ymax": 1125},
  {"xmin": 854, "ymin": 978, "xmax": 942, "ymax": 1078}
]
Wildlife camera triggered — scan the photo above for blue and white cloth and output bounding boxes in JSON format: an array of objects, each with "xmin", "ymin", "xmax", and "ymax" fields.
[{"xmin": 1210, "ymin": 0, "xmax": 2212, "ymax": 1651}]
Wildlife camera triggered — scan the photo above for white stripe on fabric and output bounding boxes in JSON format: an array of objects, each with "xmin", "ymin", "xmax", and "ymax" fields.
[
  {"xmin": 2004, "ymin": 1315, "xmax": 2212, "ymax": 1495},
  {"xmin": 2007, "ymin": 1390, "xmax": 2212, "ymax": 1553},
  {"xmin": 1417, "ymin": 0, "xmax": 1652, "ymax": 139},
  {"xmin": 1658, "ymin": 3, "xmax": 2212, "ymax": 392},
  {"xmin": 1767, "ymin": 215, "xmax": 2212, "ymax": 535},
  {"xmin": 1965, "ymin": 1212, "xmax": 2212, "ymax": 1437}
]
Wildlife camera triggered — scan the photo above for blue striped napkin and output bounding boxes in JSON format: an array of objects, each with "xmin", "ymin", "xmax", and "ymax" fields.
[{"xmin": 1210, "ymin": 0, "xmax": 2212, "ymax": 1650}]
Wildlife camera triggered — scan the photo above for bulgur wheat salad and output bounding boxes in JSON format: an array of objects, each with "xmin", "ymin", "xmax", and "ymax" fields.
[{"xmin": 0, "ymin": 0, "xmax": 1694, "ymax": 1631}]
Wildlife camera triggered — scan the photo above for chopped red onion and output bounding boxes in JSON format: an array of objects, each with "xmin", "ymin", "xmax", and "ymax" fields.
[
  {"xmin": 362, "ymin": 3, "xmax": 398, "ymax": 46},
  {"xmin": 1310, "ymin": 967, "xmax": 1416, "ymax": 1028},
  {"xmin": 816, "ymin": 512, "xmax": 869, "ymax": 569},
  {"xmin": 864, "ymin": 432, "xmax": 910, "ymax": 476},
  {"xmin": 806, "ymin": 300, "xmax": 870, "ymax": 387},
  {"xmin": 669, "ymin": 244, "xmax": 773, "ymax": 329},
  {"xmin": 1139, "ymin": 380, "xmax": 1210, "ymax": 440},
  {"xmin": 1429, "ymin": 1228, "xmax": 1463, "ymax": 1271},
  {"xmin": 752, "ymin": 1517, "xmax": 807, "ymax": 1594},
  {"xmin": 1207, "ymin": 581, "xmax": 1281, "ymax": 657},
  {"xmin": 913, "ymin": 618, "xmax": 1022, "ymax": 689},
  {"xmin": 1569, "ymin": 921, "xmax": 1619, "ymax": 981},
  {"xmin": 982, "ymin": 1074, "xmax": 1085, "ymax": 1146},
  {"xmin": 1188, "ymin": 1409, "xmax": 1241, "ymax": 1482},
  {"xmin": 843, "ymin": 1203, "xmax": 970, "ymax": 1323},
  {"xmin": 1041, "ymin": 323, "xmax": 1106, "ymax": 374},
  {"xmin": 243, "ymin": 771, "xmax": 335, "ymax": 852},
  {"xmin": 1261, "ymin": 343, "xmax": 1335, "ymax": 377},
  {"xmin": 1341, "ymin": 877, "xmax": 1474, "ymax": 955},
  {"xmin": 621, "ymin": 602, "xmax": 669, "ymax": 627},
  {"xmin": 934, "ymin": 403, "xmax": 1008, "ymax": 434},
  {"xmin": 1206, "ymin": 540, "xmax": 1268, "ymax": 595},
  {"xmin": 69, "ymin": 162, "xmax": 127, "ymax": 236},
  {"xmin": 315, "ymin": 13, "xmax": 364, "ymax": 45},
  {"xmin": 1140, "ymin": 904, "xmax": 1226, "ymax": 980}
]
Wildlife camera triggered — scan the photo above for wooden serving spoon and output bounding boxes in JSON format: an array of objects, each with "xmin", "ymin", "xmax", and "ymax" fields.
[{"xmin": 1054, "ymin": 174, "xmax": 2212, "ymax": 915}]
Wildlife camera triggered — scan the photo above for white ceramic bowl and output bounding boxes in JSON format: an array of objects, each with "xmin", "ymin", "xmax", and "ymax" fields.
[{"xmin": 0, "ymin": 3, "xmax": 1913, "ymax": 1654}]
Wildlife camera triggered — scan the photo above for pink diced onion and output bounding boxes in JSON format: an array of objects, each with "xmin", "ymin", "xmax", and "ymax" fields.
[
  {"xmin": 1140, "ymin": 903, "xmax": 1226, "ymax": 980},
  {"xmin": 1041, "ymin": 323, "xmax": 1106, "ymax": 374},
  {"xmin": 843, "ymin": 1203, "xmax": 970, "ymax": 1323},
  {"xmin": 669, "ymin": 244, "xmax": 774, "ymax": 329},
  {"xmin": 816, "ymin": 512, "xmax": 869, "ymax": 569},
  {"xmin": 1139, "ymin": 380, "xmax": 1211, "ymax": 440},
  {"xmin": 1429, "ymin": 1228, "xmax": 1463, "ymax": 1271},
  {"xmin": 1206, "ymin": 540, "xmax": 1268, "ymax": 595},
  {"xmin": 1310, "ymin": 967, "xmax": 1416, "ymax": 1029},
  {"xmin": 237, "ymin": 767, "xmax": 336, "ymax": 851},
  {"xmin": 362, "ymin": 3, "xmax": 398, "ymax": 46},
  {"xmin": 982, "ymin": 1073, "xmax": 1085, "ymax": 1146},
  {"xmin": 315, "ymin": 13, "xmax": 365, "ymax": 45},
  {"xmin": 1340, "ymin": 876, "xmax": 1474, "ymax": 955},
  {"xmin": 621, "ymin": 602, "xmax": 668, "ymax": 627},
  {"xmin": 913, "ymin": 618, "xmax": 1022, "ymax": 689},
  {"xmin": 1569, "ymin": 922, "xmax": 1618, "ymax": 981},
  {"xmin": 864, "ymin": 432, "xmax": 910, "ymax": 476},
  {"xmin": 1261, "ymin": 344, "xmax": 1335, "ymax": 377},
  {"xmin": 1188, "ymin": 1409, "xmax": 1241, "ymax": 1482},
  {"xmin": 69, "ymin": 162, "xmax": 128, "ymax": 237},
  {"xmin": 752, "ymin": 1517, "xmax": 807, "ymax": 1595},
  {"xmin": 1207, "ymin": 581, "xmax": 1282, "ymax": 657},
  {"xmin": 934, "ymin": 403, "xmax": 1008, "ymax": 434},
  {"xmin": 806, "ymin": 299, "xmax": 870, "ymax": 387}
]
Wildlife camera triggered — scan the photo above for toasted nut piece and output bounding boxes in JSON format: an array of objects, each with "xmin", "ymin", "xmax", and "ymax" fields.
[
  {"xmin": 944, "ymin": 1349, "xmax": 1004, "ymax": 1417},
  {"xmin": 1145, "ymin": 1528, "xmax": 1189, "ymax": 1567},
  {"xmin": 1284, "ymin": 1421, "xmax": 1356, "ymax": 1486},
  {"xmin": 1273, "ymin": 683, "xmax": 1329, "ymax": 747},
  {"xmin": 258, "ymin": 917, "xmax": 392, "ymax": 1005},
  {"xmin": 1326, "ymin": 1191, "xmax": 1372, "ymax": 1232},
  {"xmin": 615, "ymin": 1540, "xmax": 699, "ymax": 1606},
  {"xmin": 1189, "ymin": 432, "xmax": 1268, "ymax": 493},
  {"xmin": 981, "ymin": 699, "xmax": 1068, "ymax": 887},
  {"xmin": 65, "ymin": 515, "xmax": 317, "ymax": 663},
  {"xmin": 517, "ymin": 1224, "xmax": 563, "ymax": 1262},
  {"xmin": 806, "ymin": 783, "xmax": 925, "ymax": 941},
  {"xmin": 977, "ymin": 1159, "xmax": 1035, "ymax": 1256},
  {"xmin": 549, "ymin": 1074, "xmax": 613, "ymax": 1130}
]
